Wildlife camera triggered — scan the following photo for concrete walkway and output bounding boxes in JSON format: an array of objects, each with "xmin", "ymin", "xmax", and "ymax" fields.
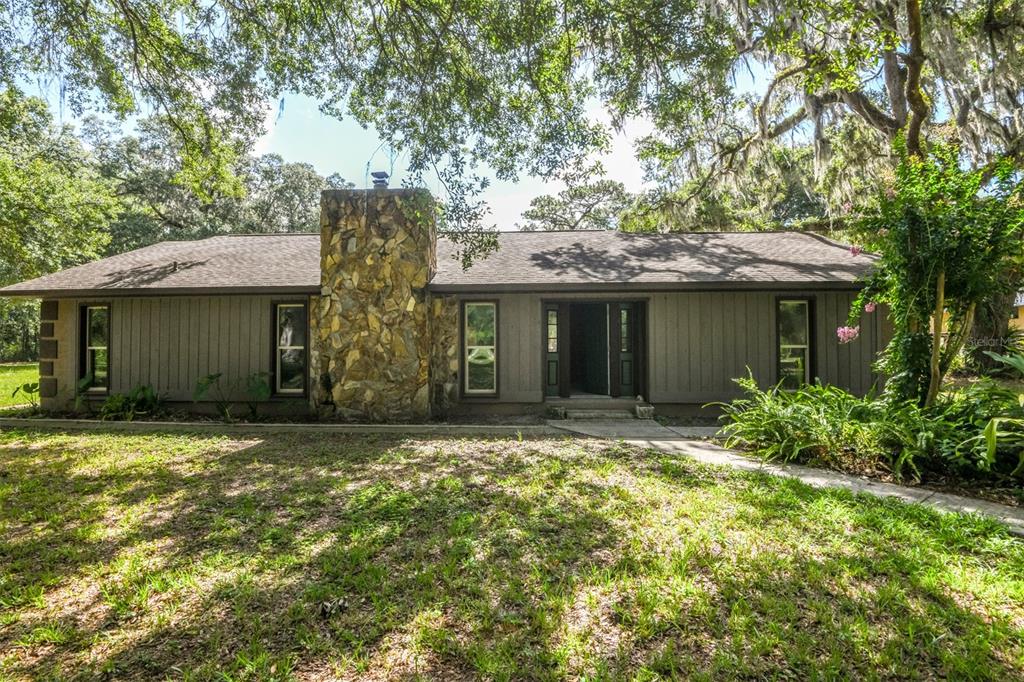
[{"xmin": 549, "ymin": 419, "xmax": 1024, "ymax": 537}]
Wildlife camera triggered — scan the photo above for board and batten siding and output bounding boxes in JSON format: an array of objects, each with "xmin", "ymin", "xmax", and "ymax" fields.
[
  {"xmin": 50, "ymin": 295, "xmax": 312, "ymax": 405},
  {"xmin": 646, "ymin": 290, "xmax": 889, "ymax": 403},
  {"xmin": 459, "ymin": 290, "xmax": 890, "ymax": 405}
]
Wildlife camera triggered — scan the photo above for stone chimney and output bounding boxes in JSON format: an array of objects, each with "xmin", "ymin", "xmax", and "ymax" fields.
[{"xmin": 313, "ymin": 188, "xmax": 436, "ymax": 420}]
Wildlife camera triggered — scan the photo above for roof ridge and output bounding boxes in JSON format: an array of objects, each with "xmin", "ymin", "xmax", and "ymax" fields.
[
  {"xmin": 205, "ymin": 232, "xmax": 320, "ymax": 238},
  {"xmin": 444, "ymin": 229, "xmax": 850, "ymax": 236}
]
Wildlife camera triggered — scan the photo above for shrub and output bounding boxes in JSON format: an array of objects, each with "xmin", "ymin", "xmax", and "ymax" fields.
[
  {"xmin": 244, "ymin": 372, "xmax": 272, "ymax": 419},
  {"xmin": 716, "ymin": 375, "xmax": 908, "ymax": 476},
  {"xmin": 10, "ymin": 381, "xmax": 39, "ymax": 409},
  {"xmin": 193, "ymin": 373, "xmax": 232, "ymax": 421},
  {"xmin": 983, "ymin": 350, "xmax": 1024, "ymax": 378},
  {"xmin": 98, "ymin": 385, "xmax": 162, "ymax": 421},
  {"xmin": 718, "ymin": 375, "xmax": 1024, "ymax": 482},
  {"xmin": 944, "ymin": 379, "xmax": 1024, "ymax": 477},
  {"xmin": 193, "ymin": 372, "xmax": 273, "ymax": 422}
]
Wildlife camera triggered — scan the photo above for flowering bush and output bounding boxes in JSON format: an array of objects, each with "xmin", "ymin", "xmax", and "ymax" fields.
[
  {"xmin": 850, "ymin": 142, "xmax": 1023, "ymax": 406},
  {"xmin": 836, "ymin": 325, "xmax": 860, "ymax": 344}
]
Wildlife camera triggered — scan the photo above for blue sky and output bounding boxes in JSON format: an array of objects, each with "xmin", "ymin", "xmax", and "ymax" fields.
[
  {"xmin": 28, "ymin": 61, "xmax": 774, "ymax": 230},
  {"xmin": 29, "ymin": 75, "xmax": 654, "ymax": 230},
  {"xmin": 252, "ymin": 93, "xmax": 654, "ymax": 229}
]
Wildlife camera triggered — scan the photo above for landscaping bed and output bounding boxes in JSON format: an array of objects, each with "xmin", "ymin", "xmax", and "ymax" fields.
[
  {"xmin": 1, "ymin": 428, "xmax": 1022, "ymax": 679},
  {"xmin": 718, "ymin": 376, "xmax": 1024, "ymax": 509}
]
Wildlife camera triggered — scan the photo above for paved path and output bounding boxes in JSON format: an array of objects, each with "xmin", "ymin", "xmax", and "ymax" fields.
[{"xmin": 549, "ymin": 419, "xmax": 1024, "ymax": 537}]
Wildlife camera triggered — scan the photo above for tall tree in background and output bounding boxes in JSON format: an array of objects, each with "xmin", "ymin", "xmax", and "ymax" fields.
[
  {"xmin": 519, "ymin": 166, "xmax": 633, "ymax": 231},
  {"xmin": 0, "ymin": 101, "xmax": 347, "ymax": 361},
  {"xmin": 84, "ymin": 117, "xmax": 350, "ymax": 255},
  {"xmin": 0, "ymin": 88, "xmax": 119, "ymax": 360},
  {"xmin": 0, "ymin": 89, "xmax": 117, "ymax": 282},
  {"xmin": 628, "ymin": 145, "xmax": 829, "ymax": 232},
  {"xmin": 2, "ymin": 0, "xmax": 1022, "ymax": 359},
  {"xmin": 3, "ymin": 0, "xmax": 1019, "ymax": 252}
]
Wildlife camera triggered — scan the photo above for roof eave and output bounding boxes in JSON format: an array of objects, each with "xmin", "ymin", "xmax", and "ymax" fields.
[{"xmin": 0, "ymin": 285, "xmax": 320, "ymax": 299}]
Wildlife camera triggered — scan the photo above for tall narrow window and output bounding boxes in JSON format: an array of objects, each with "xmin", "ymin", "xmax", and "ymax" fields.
[
  {"xmin": 464, "ymin": 302, "xmax": 497, "ymax": 394},
  {"xmin": 620, "ymin": 308, "xmax": 630, "ymax": 352},
  {"xmin": 547, "ymin": 309, "xmax": 558, "ymax": 352},
  {"xmin": 276, "ymin": 303, "xmax": 307, "ymax": 394},
  {"xmin": 777, "ymin": 299, "xmax": 811, "ymax": 389},
  {"xmin": 82, "ymin": 305, "xmax": 110, "ymax": 392}
]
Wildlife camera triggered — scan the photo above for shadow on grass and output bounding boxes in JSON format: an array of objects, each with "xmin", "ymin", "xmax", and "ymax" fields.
[{"xmin": 0, "ymin": 430, "xmax": 1021, "ymax": 680}]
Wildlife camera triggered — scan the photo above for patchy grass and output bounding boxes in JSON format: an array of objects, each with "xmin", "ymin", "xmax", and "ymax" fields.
[
  {"xmin": 0, "ymin": 364, "xmax": 38, "ymax": 407},
  {"xmin": 0, "ymin": 430, "xmax": 1022, "ymax": 680}
]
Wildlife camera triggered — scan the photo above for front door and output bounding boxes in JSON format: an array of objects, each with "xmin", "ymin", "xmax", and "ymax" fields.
[
  {"xmin": 609, "ymin": 302, "xmax": 636, "ymax": 398},
  {"xmin": 545, "ymin": 301, "xmax": 645, "ymax": 399}
]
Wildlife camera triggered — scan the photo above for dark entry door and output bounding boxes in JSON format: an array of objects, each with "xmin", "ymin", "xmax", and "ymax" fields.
[
  {"xmin": 609, "ymin": 302, "xmax": 636, "ymax": 398},
  {"xmin": 545, "ymin": 301, "xmax": 644, "ymax": 399}
]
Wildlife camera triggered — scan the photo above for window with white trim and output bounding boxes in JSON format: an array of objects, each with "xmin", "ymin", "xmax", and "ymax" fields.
[
  {"xmin": 275, "ymin": 303, "xmax": 307, "ymax": 394},
  {"xmin": 777, "ymin": 299, "xmax": 811, "ymax": 389},
  {"xmin": 464, "ymin": 302, "xmax": 497, "ymax": 394}
]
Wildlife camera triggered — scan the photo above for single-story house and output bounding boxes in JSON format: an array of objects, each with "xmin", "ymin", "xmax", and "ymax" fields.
[{"xmin": 0, "ymin": 187, "xmax": 889, "ymax": 419}]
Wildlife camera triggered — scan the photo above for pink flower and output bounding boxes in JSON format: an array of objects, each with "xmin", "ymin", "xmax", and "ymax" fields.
[
  {"xmin": 837, "ymin": 325, "xmax": 860, "ymax": 344},
  {"xmin": 849, "ymin": 245, "xmax": 863, "ymax": 257},
  {"xmin": 885, "ymin": 187, "xmax": 896, "ymax": 199},
  {"xmin": 864, "ymin": 301, "xmax": 877, "ymax": 313}
]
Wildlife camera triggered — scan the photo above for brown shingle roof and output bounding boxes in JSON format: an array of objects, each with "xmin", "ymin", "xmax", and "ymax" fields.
[
  {"xmin": 432, "ymin": 230, "xmax": 873, "ymax": 292},
  {"xmin": 0, "ymin": 234, "xmax": 322, "ymax": 297},
  {"xmin": 0, "ymin": 230, "xmax": 873, "ymax": 298}
]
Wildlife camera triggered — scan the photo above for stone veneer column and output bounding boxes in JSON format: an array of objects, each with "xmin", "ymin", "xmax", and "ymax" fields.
[
  {"xmin": 37, "ymin": 299, "xmax": 60, "ymax": 410},
  {"xmin": 428, "ymin": 295, "xmax": 460, "ymax": 416},
  {"xmin": 313, "ymin": 188, "xmax": 436, "ymax": 421}
]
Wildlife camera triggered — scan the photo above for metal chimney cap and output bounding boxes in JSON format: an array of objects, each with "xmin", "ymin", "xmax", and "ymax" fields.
[{"xmin": 370, "ymin": 171, "xmax": 389, "ymax": 188}]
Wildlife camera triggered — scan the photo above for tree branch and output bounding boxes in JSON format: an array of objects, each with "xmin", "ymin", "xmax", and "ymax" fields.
[
  {"xmin": 904, "ymin": 0, "xmax": 930, "ymax": 157},
  {"xmin": 756, "ymin": 62, "xmax": 809, "ymax": 138}
]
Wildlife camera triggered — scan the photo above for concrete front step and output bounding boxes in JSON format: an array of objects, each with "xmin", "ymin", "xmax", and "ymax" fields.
[{"xmin": 564, "ymin": 409, "xmax": 635, "ymax": 420}]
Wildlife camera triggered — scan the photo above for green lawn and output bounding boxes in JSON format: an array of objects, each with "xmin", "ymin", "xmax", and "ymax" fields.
[
  {"xmin": 1, "ymin": 430, "xmax": 1022, "ymax": 680},
  {"xmin": 0, "ymin": 363, "xmax": 38, "ymax": 407}
]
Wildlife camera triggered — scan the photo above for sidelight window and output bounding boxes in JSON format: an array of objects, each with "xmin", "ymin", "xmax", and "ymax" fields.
[{"xmin": 547, "ymin": 309, "xmax": 558, "ymax": 352}]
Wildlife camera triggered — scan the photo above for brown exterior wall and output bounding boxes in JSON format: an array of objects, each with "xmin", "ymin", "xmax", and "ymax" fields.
[
  {"xmin": 646, "ymin": 290, "xmax": 889, "ymax": 403},
  {"xmin": 36, "ymin": 287, "xmax": 889, "ymax": 416},
  {"xmin": 40, "ymin": 294, "xmax": 315, "ymax": 412},
  {"xmin": 442, "ymin": 289, "xmax": 891, "ymax": 407}
]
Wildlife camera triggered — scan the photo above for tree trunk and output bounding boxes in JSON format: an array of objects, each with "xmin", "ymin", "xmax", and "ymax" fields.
[
  {"xmin": 942, "ymin": 303, "xmax": 976, "ymax": 376},
  {"xmin": 925, "ymin": 270, "xmax": 946, "ymax": 407},
  {"xmin": 969, "ymin": 291, "xmax": 1017, "ymax": 371}
]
